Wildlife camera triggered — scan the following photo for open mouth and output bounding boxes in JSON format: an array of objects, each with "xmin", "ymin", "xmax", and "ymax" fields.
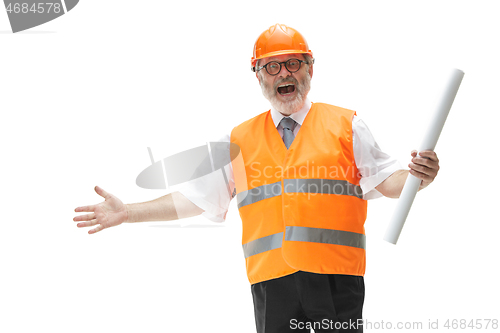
[{"xmin": 277, "ymin": 83, "xmax": 296, "ymax": 96}]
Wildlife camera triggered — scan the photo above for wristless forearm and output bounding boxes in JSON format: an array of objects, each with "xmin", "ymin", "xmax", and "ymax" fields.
[
  {"xmin": 377, "ymin": 170, "xmax": 409, "ymax": 199},
  {"xmin": 381, "ymin": 169, "xmax": 426, "ymax": 198},
  {"xmin": 125, "ymin": 194, "xmax": 178, "ymax": 223},
  {"xmin": 125, "ymin": 192, "xmax": 203, "ymax": 223}
]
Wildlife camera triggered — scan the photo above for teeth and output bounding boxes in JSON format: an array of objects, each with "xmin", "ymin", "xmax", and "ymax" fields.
[{"xmin": 278, "ymin": 84, "xmax": 294, "ymax": 88}]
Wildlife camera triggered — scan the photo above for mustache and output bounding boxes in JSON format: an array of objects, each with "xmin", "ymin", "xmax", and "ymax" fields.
[{"xmin": 273, "ymin": 76, "xmax": 299, "ymax": 91}]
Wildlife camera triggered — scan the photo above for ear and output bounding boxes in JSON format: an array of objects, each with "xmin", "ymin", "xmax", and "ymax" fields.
[
  {"xmin": 308, "ymin": 63, "xmax": 314, "ymax": 78},
  {"xmin": 256, "ymin": 72, "xmax": 261, "ymax": 84}
]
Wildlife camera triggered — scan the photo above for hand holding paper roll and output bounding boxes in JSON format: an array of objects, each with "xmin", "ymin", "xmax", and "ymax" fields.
[
  {"xmin": 384, "ymin": 68, "xmax": 465, "ymax": 245},
  {"xmin": 408, "ymin": 150, "xmax": 440, "ymax": 191}
]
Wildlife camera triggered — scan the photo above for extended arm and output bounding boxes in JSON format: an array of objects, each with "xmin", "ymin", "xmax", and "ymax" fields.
[{"xmin": 74, "ymin": 186, "xmax": 204, "ymax": 234}]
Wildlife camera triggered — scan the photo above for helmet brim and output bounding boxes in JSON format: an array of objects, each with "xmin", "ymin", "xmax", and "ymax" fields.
[{"xmin": 251, "ymin": 50, "xmax": 313, "ymax": 67}]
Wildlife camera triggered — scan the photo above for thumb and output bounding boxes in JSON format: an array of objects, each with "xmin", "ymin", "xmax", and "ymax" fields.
[{"xmin": 95, "ymin": 186, "xmax": 111, "ymax": 200}]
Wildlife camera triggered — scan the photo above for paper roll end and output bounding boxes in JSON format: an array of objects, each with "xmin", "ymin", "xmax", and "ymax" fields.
[
  {"xmin": 383, "ymin": 231, "xmax": 399, "ymax": 245},
  {"xmin": 383, "ymin": 235, "xmax": 398, "ymax": 245}
]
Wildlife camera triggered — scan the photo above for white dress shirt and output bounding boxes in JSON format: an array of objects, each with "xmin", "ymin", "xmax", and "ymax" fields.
[{"xmin": 177, "ymin": 98, "xmax": 403, "ymax": 222}]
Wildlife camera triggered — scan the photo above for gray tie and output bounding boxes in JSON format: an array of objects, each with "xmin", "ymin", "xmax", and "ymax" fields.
[{"xmin": 280, "ymin": 117, "xmax": 296, "ymax": 149}]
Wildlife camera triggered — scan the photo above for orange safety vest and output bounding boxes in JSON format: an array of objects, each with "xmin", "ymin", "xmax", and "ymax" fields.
[{"xmin": 230, "ymin": 103, "xmax": 368, "ymax": 285}]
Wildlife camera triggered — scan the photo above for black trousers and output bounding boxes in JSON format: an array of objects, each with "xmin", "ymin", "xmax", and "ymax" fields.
[{"xmin": 251, "ymin": 271, "xmax": 364, "ymax": 333}]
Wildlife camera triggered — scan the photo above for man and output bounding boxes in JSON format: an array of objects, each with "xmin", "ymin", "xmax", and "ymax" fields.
[{"xmin": 74, "ymin": 24, "xmax": 440, "ymax": 332}]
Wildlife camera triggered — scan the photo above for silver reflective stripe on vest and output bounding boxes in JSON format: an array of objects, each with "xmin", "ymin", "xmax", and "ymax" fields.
[
  {"xmin": 237, "ymin": 181, "xmax": 282, "ymax": 209},
  {"xmin": 242, "ymin": 232, "xmax": 284, "ymax": 258},
  {"xmin": 283, "ymin": 179, "xmax": 363, "ymax": 199},
  {"xmin": 285, "ymin": 226, "xmax": 366, "ymax": 249}
]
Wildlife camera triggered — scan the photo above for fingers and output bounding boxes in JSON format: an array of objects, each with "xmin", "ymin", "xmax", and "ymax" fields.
[
  {"xmin": 75, "ymin": 218, "xmax": 106, "ymax": 234},
  {"xmin": 74, "ymin": 205, "xmax": 96, "ymax": 212},
  {"xmin": 74, "ymin": 186, "xmax": 111, "ymax": 235},
  {"xmin": 418, "ymin": 150, "xmax": 439, "ymax": 162},
  {"xmin": 73, "ymin": 213, "xmax": 95, "ymax": 222},
  {"xmin": 410, "ymin": 150, "xmax": 439, "ymax": 171},
  {"xmin": 410, "ymin": 150, "xmax": 439, "ymax": 161},
  {"xmin": 74, "ymin": 218, "xmax": 105, "ymax": 234},
  {"xmin": 95, "ymin": 186, "xmax": 111, "ymax": 200},
  {"xmin": 89, "ymin": 224, "xmax": 105, "ymax": 235},
  {"xmin": 408, "ymin": 149, "xmax": 440, "ymax": 185},
  {"xmin": 76, "ymin": 219, "xmax": 98, "ymax": 228},
  {"xmin": 409, "ymin": 167, "xmax": 435, "ymax": 183},
  {"xmin": 74, "ymin": 186, "xmax": 110, "ymax": 212},
  {"xmin": 410, "ymin": 157, "xmax": 439, "ymax": 171},
  {"xmin": 408, "ymin": 159, "xmax": 438, "ymax": 177}
]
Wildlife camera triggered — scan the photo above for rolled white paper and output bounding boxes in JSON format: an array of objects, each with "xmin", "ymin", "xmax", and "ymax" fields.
[{"xmin": 383, "ymin": 68, "xmax": 464, "ymax": 244}]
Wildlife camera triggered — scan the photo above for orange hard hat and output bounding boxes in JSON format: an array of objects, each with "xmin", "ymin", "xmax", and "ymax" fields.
[{"xmin": 251, "ymin": 24, "xmax": 313, "ymax": 72}]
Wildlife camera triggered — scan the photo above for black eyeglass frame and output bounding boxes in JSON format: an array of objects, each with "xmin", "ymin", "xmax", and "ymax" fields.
[{"xmin": 251, "ymin": 58, "xmax": 315, "ymax": 75}]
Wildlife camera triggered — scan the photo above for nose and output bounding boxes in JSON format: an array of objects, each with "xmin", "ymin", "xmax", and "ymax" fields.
[{"xmin": 277, "ymin": 62, "xmax": 292, "ymax": 77}]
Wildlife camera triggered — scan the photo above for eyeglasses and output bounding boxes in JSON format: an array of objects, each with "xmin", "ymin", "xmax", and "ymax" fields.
[{"xmin": 253, "ymin": 58, "xmax": 313, "ymax": 76}]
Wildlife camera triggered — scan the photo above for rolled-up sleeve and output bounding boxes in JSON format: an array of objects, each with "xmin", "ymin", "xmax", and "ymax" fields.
[
  {"xmin": 176, "ymin": 134, "xmax": 235, "ymax": 222},
  {"xmin": 352, "ymin": 116, "xmax": 404, "ymax": 200}
]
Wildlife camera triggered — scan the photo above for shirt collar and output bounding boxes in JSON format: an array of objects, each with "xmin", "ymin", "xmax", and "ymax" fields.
[{"xmin": 270, "ymin": 97, "xmax": 312, "ymax": 128}]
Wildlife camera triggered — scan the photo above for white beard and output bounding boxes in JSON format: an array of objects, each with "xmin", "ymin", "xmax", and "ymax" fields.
[{"xmin": 260, "ymin": 71, "xmax": 311, "ymax": 115}]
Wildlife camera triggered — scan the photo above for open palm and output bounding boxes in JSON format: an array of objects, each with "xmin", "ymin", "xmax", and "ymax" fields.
[{"xmin": 73, "ymin": 186, "xmax": 128, "ymax": 234}]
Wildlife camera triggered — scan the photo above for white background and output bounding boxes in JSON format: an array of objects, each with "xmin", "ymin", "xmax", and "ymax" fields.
[{"xmin": 1, "ymin": 1, "xmax": 498, "ymax": 332}]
